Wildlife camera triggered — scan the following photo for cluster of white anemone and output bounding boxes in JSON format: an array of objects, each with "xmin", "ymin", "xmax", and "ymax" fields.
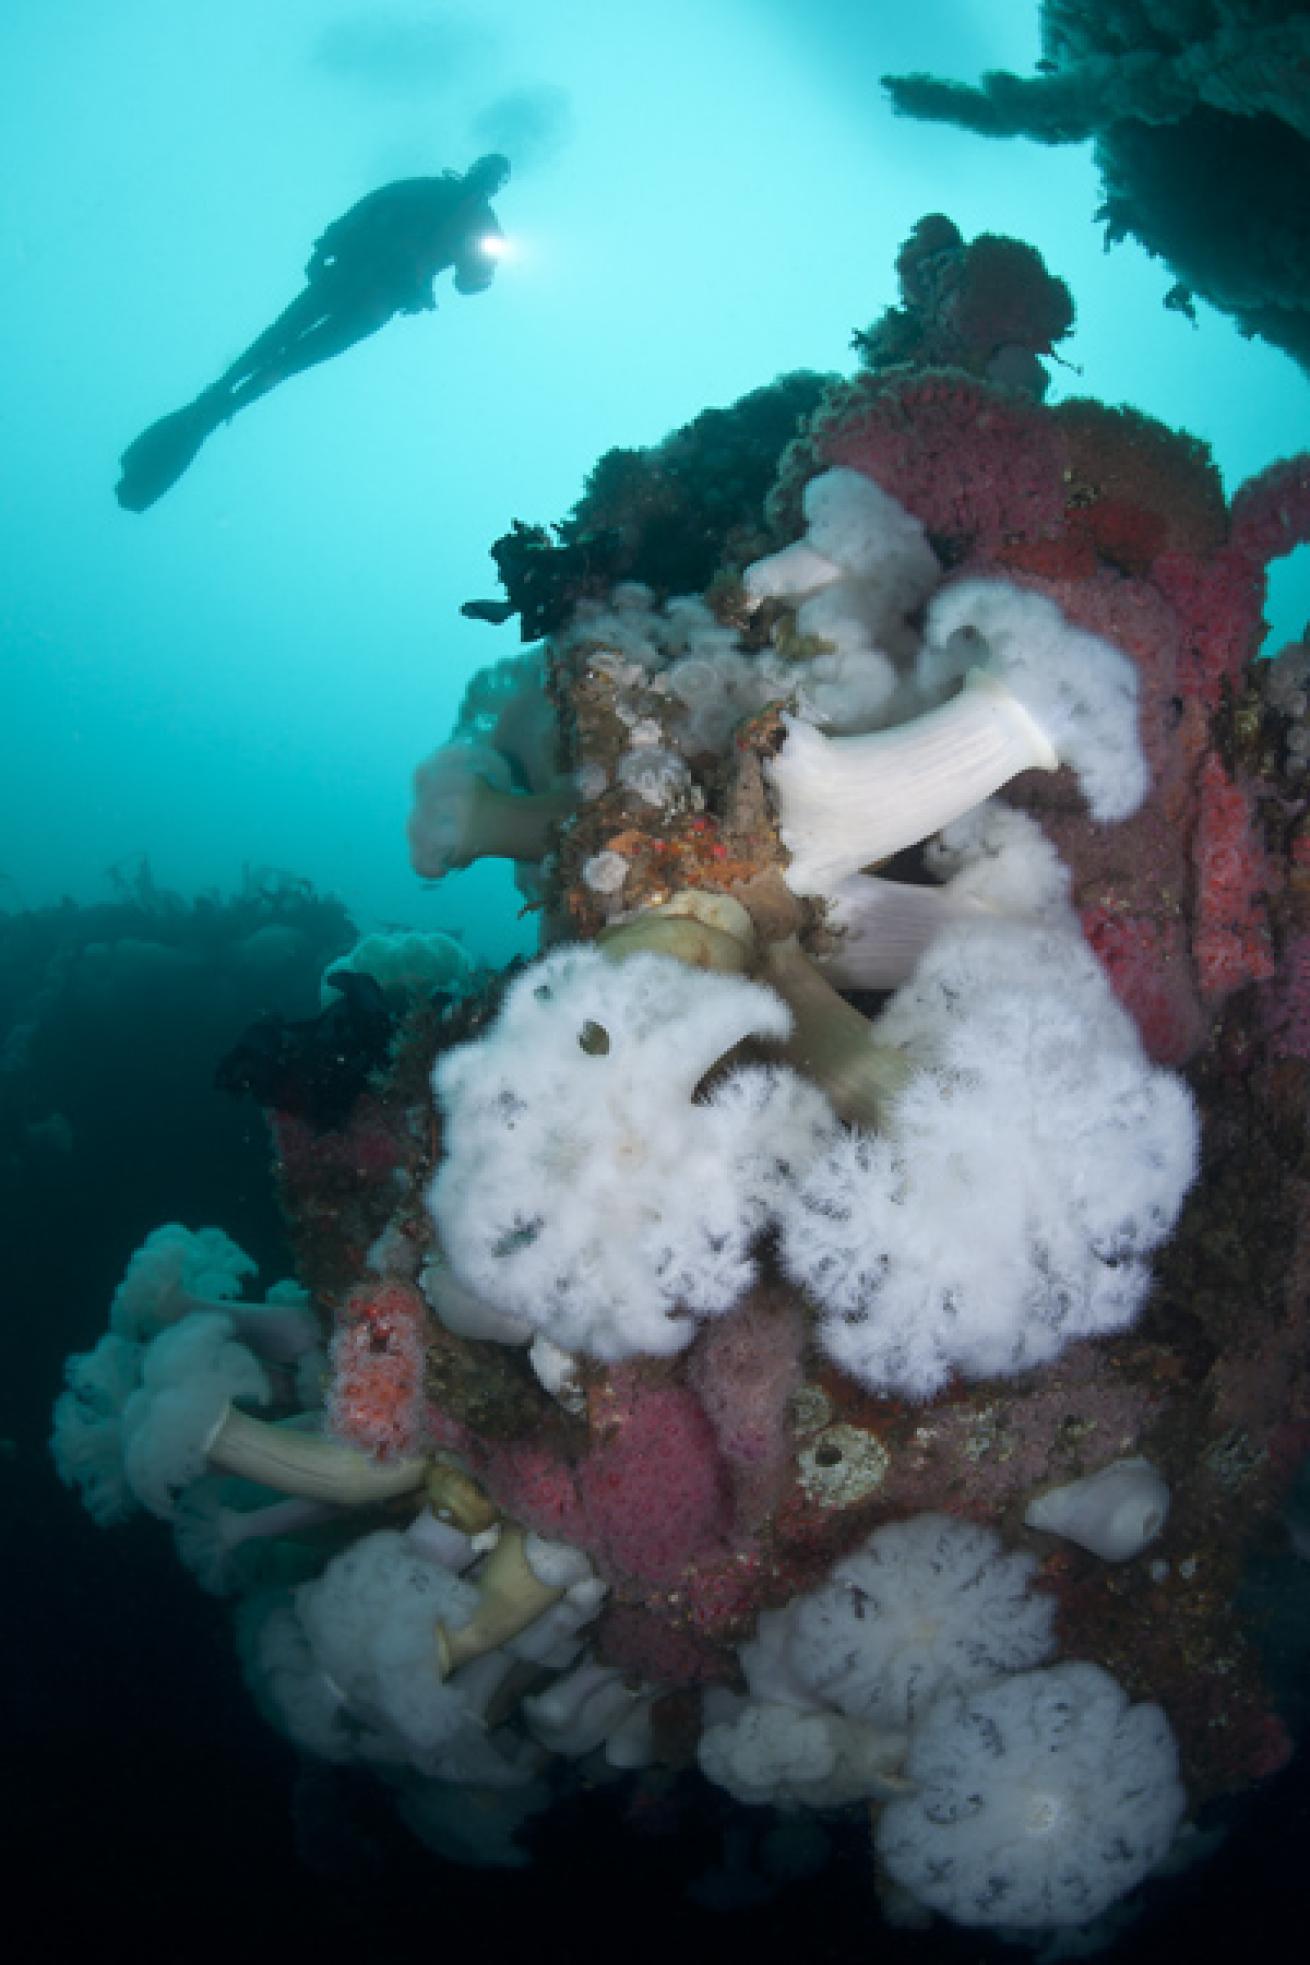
[
  {"xmin": 51, "ymin": 1222, "xmax": 328, "ymax": 1531},
  {"xmin": 426, "ymin": 899, "xmax": 1197, "ymax": 1401},
  {"xmin": 51, "ymin": 1226, "xmax": 653, "ymax": 1857},
  {"xmin": 427, "ymin": 943, "xmax": 833, "ymax": 1361},
  {"xmin": 53, "ymin": 458, "xmax": 1203, "ymax": 1913},
  {"xmin": 748, "ymin": 470, "xmax": 1147, "ymax": 894},
  {"xmin": 697, "ymin": 1514, "xmax": 1185, "ymax": 1932}
]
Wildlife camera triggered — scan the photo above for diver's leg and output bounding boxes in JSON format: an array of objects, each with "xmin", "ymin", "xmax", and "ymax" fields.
[
  {"xmin": 220, "ymin": 299, "xmax": 395, "ymax": 415},
  {"xmin": 116, "ymin": 292, "xmax": 391, "ymax": 509},
  {"xmin": 209, "ymin": 287, "xmax": 331, "ymax": 397},
  {"xmin": 113, "ymin": 295, "xmax": 344, "ymax": 513}
]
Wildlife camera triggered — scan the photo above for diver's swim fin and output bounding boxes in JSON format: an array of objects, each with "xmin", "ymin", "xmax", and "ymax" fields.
[{"xmin": 114, "ymin": 393, "xmax": 227, "ymax": 512}]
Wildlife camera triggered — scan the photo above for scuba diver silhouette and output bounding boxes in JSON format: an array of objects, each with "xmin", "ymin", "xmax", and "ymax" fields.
[{"xmin": 115, "ymin": 153, "xmax": 510, "ymax": 512}]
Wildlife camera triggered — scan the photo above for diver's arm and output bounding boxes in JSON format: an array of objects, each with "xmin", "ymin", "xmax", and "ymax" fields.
[{"xmin": 452, "ymin": 210, "xmax": 503, "ymax": 294}]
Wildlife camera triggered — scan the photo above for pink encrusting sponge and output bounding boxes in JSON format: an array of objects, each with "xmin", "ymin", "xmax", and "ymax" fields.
[
  {"xmin": 1191, "ymin": 753, "xmax": 1276, "ymax": 1003},
  {"xmin": 327, "ymin": 1281, "xmax": 429, "ymax": 1460},
  {"xmin": 577, "ymin": 1368, "xmax": 731, "ymax": 1586}
]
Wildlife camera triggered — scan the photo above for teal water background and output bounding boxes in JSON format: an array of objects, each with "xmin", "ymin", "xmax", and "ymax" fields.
[{"xmin": 3, "ymin": 0, "xmax": 1305, "ymax": 962}]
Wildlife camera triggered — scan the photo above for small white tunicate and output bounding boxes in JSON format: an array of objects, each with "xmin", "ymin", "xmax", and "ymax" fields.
[
  {"xmin": 574, "ymin": 762, "xmax": 609, "ymax": 801},
  {"xmin": 529, "ymin": 1333, "xmax": 587, "ymax": 1415},
  {"xmin": 1025, "ymin": 1456, "xmax": 1170, "ymax": 1562},
  {"xmin": 582, "ymin": 850, "xmax": 630, "ymax": 896}
]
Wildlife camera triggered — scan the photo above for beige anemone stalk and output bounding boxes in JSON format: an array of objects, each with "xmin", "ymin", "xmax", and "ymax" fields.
[
  {"xmin": 757, "ymin": 935, "xmax": 912, "ymax": 1129},
  {"xmin": 435, "ymin": 1525, "xmax": 579, "ymax": 1677},
  {"xmin": 206, "ymin": 1406, "xmax": 429, "ymax": 1504}
]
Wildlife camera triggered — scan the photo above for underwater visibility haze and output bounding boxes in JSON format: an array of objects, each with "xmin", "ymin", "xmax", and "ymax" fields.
[{"xmin": 6, "ymin": 1, "xmax": 1310, "ymax": 1958}]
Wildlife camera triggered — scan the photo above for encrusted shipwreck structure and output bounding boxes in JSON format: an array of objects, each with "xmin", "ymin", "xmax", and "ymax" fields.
[
  {"xmin": 883, "ymin": 0, "xmax": 1310, "ymax": 376},
  {"xmin": 54, "ymin": 221, "xmax": 1310, "ymax": 1936}
]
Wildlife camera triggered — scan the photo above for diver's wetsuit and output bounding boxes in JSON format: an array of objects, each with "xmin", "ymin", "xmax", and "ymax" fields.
[
  {"xmin": 115, "ymin": 161, "xmax": 506, "ymax": 510},
  {"xmin": 211, "ymin": 176, "xmax": 504, "ymax": 415}
]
